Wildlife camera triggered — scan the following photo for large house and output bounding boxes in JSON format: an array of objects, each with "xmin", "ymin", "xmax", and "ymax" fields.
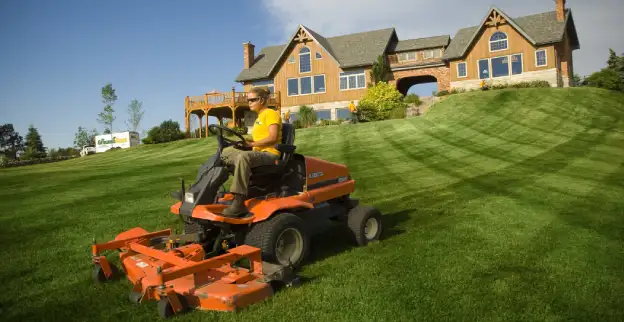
[{"xmin": 233, "ymin": 0, "xmax": 579, "ymax": 122}]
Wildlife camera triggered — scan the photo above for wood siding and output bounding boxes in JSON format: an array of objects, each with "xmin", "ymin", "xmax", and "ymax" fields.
[
  {"xmin": 245, "ymin": 41, "xmax": 369, "ymax": 107},
  {"xmin": 449, "ymin": 23, "xmax": 557, "ymax": 82}
]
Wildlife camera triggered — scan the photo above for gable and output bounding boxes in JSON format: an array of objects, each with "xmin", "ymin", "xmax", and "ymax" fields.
[
  {"xmin": 234, "ymin": 26, "xmax": 397, "ymax": 82},
  {"xmin": 443, "ymin": 7, "xmax": 577, "ymax": 60}
]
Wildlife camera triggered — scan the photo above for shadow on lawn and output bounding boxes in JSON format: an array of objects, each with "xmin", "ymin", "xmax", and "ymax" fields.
[{"xmin": 302, "ymin": 208, "xmax": 411, "ymax": 267}]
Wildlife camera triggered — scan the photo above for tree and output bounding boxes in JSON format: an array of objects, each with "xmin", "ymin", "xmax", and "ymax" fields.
[
  {"xmin": 97, "ymin": 83, "xmax": 117, "ymax": 136},
  {"xmin": 142, "ymin": 120, "xmax": 185, "ymax": 144},
  {"xmin": 73, "ymin": 126, "xmax": 90, "ymax": 149},
  {"xmin": 88, "ymin": 128, "xmax": 98, "ymax": 145},
  {"xmin": 607, "ymin": 49, "xmax": 619, "ymax": 70},
  {"xmin": 125, "ymin": 99, "xmax": 145, "ymax": 133},
  {"xmin": 572, "ymin": 73, "xmax": 583, "ymax": 86},
  {"xmin": 583, "ymin": 68, "xmax": 623, "ymax": 91},
  {"xmin": 370, "ymin": 55, "xmax": 390, "ymax": 84},
  {"xmin": 23, "ymin": 124, "xmax": 46, "ymax": 159},
  {"xmin": 0, "ymin": 123, "xmax": 24, "ymax": 160}
]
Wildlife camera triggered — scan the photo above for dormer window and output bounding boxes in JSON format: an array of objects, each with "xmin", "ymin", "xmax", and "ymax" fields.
[
  {"xmin": 299, "ymin": 47, "xmax": 311, "ymax": 73},
  {"xmin": 316, "ymin": 52, "xmax": 322, "ymax": 59}
]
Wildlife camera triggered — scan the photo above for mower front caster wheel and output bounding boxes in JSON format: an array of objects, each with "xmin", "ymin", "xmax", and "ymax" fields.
[
  {"xmin": 347, "ymin": 205, "xmax": 383, "ymax": 246},
  {"xmin": 157, "ymin": 295, "xmax": 189, "ymax": 319},
  {"xmin": 91, "ymin": 263, "xmax": 120, "ymax": 283}
]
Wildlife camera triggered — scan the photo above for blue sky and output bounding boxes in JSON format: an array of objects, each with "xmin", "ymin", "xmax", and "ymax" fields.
[{"xmin": 1, "ymin": 0, "xmax": 622, "ymax": 149}]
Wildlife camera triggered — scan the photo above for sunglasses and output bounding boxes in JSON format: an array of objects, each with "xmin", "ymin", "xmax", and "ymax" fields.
[{"xmin": 247, "ymin": 98, "xmax": 261, "ymax": 103}]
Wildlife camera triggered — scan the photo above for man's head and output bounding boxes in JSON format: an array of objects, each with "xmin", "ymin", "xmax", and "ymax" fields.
[{"xmin": 247, "ymin": 87, "xmax": 271, "ymax": 112}]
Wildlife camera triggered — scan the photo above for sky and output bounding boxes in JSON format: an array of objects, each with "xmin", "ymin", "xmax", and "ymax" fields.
[{"xmin": 1, "ymin": 0, "xmax": 622, "ymax": 150}]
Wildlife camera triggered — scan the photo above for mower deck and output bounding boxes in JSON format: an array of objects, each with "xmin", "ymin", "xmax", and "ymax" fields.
[{"xmin": 91, "ymin": 227, "xmax": 299, "ymax": 318}]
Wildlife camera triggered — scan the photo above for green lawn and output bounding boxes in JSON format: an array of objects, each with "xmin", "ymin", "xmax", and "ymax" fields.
[{"xmin": 1, "ymin": 87, "xmax": 623, "ymax": 321}]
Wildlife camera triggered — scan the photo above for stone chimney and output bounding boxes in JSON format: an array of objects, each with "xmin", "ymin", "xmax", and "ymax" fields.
[
  {"xmin": 243, "ymin": 42, "xmax": 255, "ymax": 69},
  {"xmin": 556, "ymin": 0, "xmax": 566, "ymax": 21}
]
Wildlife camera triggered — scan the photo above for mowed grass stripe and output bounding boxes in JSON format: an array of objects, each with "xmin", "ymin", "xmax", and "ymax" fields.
[{"xmin": 0, "ymin": 87, "xmax": 623, "ymax": 322}]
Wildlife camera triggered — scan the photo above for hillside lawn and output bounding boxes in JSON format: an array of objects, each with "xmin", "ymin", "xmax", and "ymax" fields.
[{"xmin": 1, "ymin": 87, "xmax": 623, "ymax": 321}]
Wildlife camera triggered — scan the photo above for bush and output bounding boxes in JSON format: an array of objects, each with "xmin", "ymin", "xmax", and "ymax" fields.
[
  {"xmin": 357, "ymin": 82, "xmax": 407, "ymax": 121},
  {"xmin": 297, "ymin": 105, "xmax": 317, "ymax": 128},
  {"xmin": 143, "ymin": 120, "xmax": 185, "ymax": 144},
  {"xmin": 403, "ymin": 93, "xmax": 421, "ymax": 106},
  {"xmin": 0, "ymin": 156, "xmax": 76, "ymax": 168},
  {"xmin": 583, "ymin": 68, "xmax": 623, "ymax": 91}
]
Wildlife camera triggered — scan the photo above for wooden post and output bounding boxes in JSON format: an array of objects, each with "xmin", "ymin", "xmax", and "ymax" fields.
[
  {"xmin": 204, "ymin": 110, "xmax": 209, "ymax": 138},
  {"xmin": 185, "ymin": 96, "xmax": 190, "ymax": 136},
  {"xmin": 231, "ymin": 87, "xmax": 237, "ymax": 128},
  {"xmin": 197, "ymin": 114, "xmax": 202, "ymax": 137}
]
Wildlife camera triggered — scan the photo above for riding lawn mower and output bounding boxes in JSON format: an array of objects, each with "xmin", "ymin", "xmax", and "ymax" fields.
[{"xmin": 90, "ymin": 123, "xmax": 383, "ymax": 319}]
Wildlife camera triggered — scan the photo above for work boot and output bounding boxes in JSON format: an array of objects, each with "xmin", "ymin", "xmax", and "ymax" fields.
[{"xmin": 221, "ymin": 193, "xmax": 248, "ymax": 217}]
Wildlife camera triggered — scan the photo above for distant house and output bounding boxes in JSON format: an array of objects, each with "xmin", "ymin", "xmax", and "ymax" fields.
[{"xmin": 232, "ymin": 0, "xmax": 578, "ymax": 122}]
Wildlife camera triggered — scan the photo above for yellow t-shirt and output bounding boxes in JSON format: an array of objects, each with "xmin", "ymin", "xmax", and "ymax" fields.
[{"xmin": 251, "ymin": 108, "xmax": 282, "ymax": 157}]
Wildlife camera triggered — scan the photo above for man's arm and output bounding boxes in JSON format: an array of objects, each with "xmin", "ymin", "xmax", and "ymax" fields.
[{"xmin": 248, "ymin": 124, "xmax": 279, "ymax": 147}]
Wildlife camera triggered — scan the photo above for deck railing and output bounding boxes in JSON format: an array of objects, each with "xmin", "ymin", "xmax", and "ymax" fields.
[{"xmin": 186, "ymin": 88, "xmax": 280, "ymax": 109}]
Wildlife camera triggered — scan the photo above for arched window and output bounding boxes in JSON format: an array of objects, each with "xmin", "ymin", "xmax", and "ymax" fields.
[
  {"xmin": 299, "ymin": 47, "xmax": 311, "ymax": 73},
  {"xmin": 490, "ymin": 31, "xmax": 508, "ymax": 51}
]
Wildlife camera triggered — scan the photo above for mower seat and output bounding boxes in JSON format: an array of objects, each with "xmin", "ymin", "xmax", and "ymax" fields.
[{"xmin": 249, "ymin": 123, "xmax": 296, "ymax": 178}]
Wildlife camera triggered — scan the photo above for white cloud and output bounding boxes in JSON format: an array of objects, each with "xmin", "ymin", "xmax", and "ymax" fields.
[{"xmin": 260, "ymin": 0, "xmax": 624, "ymax": 77}]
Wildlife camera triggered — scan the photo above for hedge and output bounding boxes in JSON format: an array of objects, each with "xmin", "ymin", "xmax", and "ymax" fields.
[{"xmin": 0, "ymin": 156, "xmax": 77, "ymax": 168}]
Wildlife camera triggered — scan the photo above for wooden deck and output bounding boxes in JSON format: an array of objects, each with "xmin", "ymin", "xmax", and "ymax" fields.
[{"xmin": 185, "ymin": 88, "xmax": 281, "ymax": 137}]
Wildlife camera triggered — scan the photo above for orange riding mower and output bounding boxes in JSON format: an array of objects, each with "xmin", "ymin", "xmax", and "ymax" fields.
[{"xmin": 90, "ymin": 124, "xmax": 383, "ymax": 319}]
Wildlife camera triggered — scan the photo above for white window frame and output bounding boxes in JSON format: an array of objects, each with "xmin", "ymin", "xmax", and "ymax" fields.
[
  {"xmin": 457, "ymin": 62, "xmax": 467, "ymax": 78},
  {"xmin": 339, "ymin": 70, "xmax": 366, "ymax": 91},
  {"xmin": 489, "ymin": 31, "xmax": 509, "ymax": 52},
  {"xmin": 286, "ymin": 74, "xmax": 326, "ymax": 96},
  {"xmin": 423, "ymin": 50, "xmax": 434, "ymax": 59},
  {"xmin": 535, "ymin": 49, "xmax": 547, "ymax": 67},
  {"xmin": 287, "ymin": 77, "xmax": 299, "ymax": 97},
  {"xmin": 510, "ymin": 53, "xmax": 523, "ymax": 75},
  {"xmin": 397, "ymin": 51, "xmax": 417, "ymax": 62},
  {"xmin": 315, "ymin": 52, "xmax": 322, "ymax": 60},
  {"xmin": 477, "ymin": 53, "xmax": 524, "ymax": 80},
  {"xmin": 299, "ymin": 46, "xmax": 311, "ymax": 74}
]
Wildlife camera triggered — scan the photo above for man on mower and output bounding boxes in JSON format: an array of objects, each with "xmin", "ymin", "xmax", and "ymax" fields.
[{"xmin": 220, "ymin": 86, "xmax": 282, "ymax": 217}]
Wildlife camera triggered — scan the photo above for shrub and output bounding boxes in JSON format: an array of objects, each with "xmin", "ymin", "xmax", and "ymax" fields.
[
  {"xmin": 143, "ymin": 119, "xmax": 185, "ymax": 144},
  {"xmin": 583, "ymin": 68, "xmax": 623, "ymax": 91},
  {"xmin": 357, "ymin": 82, "xmax": 407, "ymax": 121},
  {"xmin": 0, "ymin": 156, "xmax": 75, "ymax": 168},
  {"xmin": 403, "ymin": 93, "xmax": 421, "ymax": 106},
  {"xmin": 297, "ymin": 105, "xmax": 317, "ymax": 128}
]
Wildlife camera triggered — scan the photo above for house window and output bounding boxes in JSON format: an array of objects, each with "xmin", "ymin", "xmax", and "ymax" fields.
[
  {"xmin": 511, "ymin": 54, "xmax": 523, "ymax": 75},
  {"xmin": 398, "ymin": 52, "xmax": 416, "ymax": 62},
  {"xmin": 287, "ymin": 74, "xmax": 326, "ymax": 96},
  {"xmin": 313, "ymin": 75, "xmax": 326, "ymax": 93},
  {"xmin": 339, "ymin": 70, "xmax": 366, "ymax": 90},
  {"xmin": 490, "ymin": 31, "xmax": 508, "ymax": 52},
  {"xmin": 423, "ymin": 50, "xmax": 433, "ymax": 59},
  {"xmin": 299, "ymin": 47, "xmax": 311, "ymax": 73},
  {"xmin": 315, "ymin": 52, "xmax": 322, "ymax": 59},
  {"xmin": 457, "ymin": 62, "xmax": 467, "ymax": 78},
  {"xmin": 478, "ymin": 54, "xmax": 524, "ymax": 79},
  {"xmin": 251, "ymin": 79, "xmax": 274, "ymax": 93},
  {"xmin": 316, "ymin": 109, "xmax": 331, "ymax": 120},
  {"xmin": 478, "ymin": 59, "xmax": 490, "ymax": 79},
  {"xmin": 536, "ymin": 49, "xmax": 547, "ymax": 67}
]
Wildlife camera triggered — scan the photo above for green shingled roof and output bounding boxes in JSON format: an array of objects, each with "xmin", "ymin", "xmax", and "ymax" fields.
[
  {"xmin": 388, "ymin": 35, "xmax": 450, "ymax": 52},
  {"xmin": 235, "ymin": 26, "xmax": 397, "ymax": 82},
  {"xmin": 443, "ymin": 7, "xmax": 579, "ymax": 60}
]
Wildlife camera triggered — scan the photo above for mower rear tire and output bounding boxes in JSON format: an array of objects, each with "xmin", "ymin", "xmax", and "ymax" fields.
[
  {"xmin": 92, "ymin": 263, "xmax": 119, "ymax": 283},
  {"xmin": 244, "ymin": 212, "xmax": 310, "ymax": 268},
  {"xmin": 347, "ymin": 205, "xmax": 382, "ymax": 246}
]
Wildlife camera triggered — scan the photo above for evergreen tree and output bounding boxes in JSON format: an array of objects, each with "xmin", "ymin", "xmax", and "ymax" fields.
[{"xmin": 23, "ymin": 124, "xmax": 46, "ymax": 158}]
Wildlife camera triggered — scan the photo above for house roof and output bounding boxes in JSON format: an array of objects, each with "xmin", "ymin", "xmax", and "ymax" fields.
[
  {"xmin": 443, "ymin": 7, "xmax": 579, "ymax": 60},
  {"xmin": 235, "ymin": 26, "xmax": 397, "ymax": 82},
  {"xmin": 388, "ymin": 35, "xmax": 450, "ymax": 52}
]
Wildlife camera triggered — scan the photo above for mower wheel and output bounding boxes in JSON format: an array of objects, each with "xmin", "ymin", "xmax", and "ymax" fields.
[
  {"xmin": 91, "ymin": 263, "xmax": 119, "ymax": 283},
  {"xmin": 347, "ymin": 205, "xmax": 383, "ymax": 246},
  {"xmin": 157, "ymin": 294, "xmax": 188, "ymax": 319},
  {"xmin": 244, "ymin": 212, "xmax": 310, "ymax": 268}
]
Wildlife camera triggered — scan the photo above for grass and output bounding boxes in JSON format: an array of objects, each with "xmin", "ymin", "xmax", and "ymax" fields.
[{"xmin": 1, "ymin": 87, "xmax": 624, "ymax": 321}]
